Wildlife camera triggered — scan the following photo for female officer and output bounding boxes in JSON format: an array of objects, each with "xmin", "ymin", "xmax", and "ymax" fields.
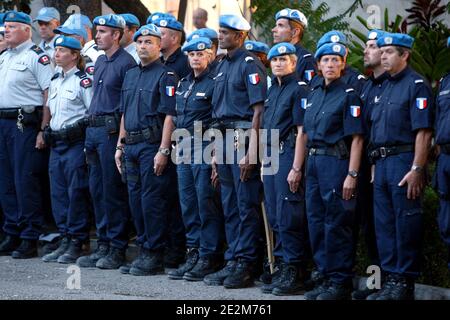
[
  {"xmin": 167, "ymin": 37, "xmax": 224, "ymax": 281},
  {"xmin": 303, "ymin": 42, "xmax": 364, "ymax": 300},
  {"xmin": 41, "ymin": 35, "xmax": 92, "ymax": 264},
  {"xmin": 260, "ymin": 43, "xmax": 310, "ymax": 296}
]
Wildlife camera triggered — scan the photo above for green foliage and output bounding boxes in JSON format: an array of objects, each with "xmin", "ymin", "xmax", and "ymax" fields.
[{"xmin": 0, "ymin": 0, "xmax": 31, "ymax": 12}]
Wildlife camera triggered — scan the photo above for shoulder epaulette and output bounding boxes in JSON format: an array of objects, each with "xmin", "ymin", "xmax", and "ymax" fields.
[
  {"xmin": 51, "ymin": 73, "xmax": 60, "ymax": 81},
  {"xmin": 167, "ymin": 71, "xmax": 176, "ymax": 76},
  {"xmin": 303, "ymin": 53, "xmax": 312, "ymax": 58},
  {"xmin": 298, "ymin": 81, "xmax": 307, "ymax": 86},
  {"xmin": 358, "ymin": 74, "xmax": 367, "ymax": 80},
  {"xmin": 414, "ymin": 79, "xmax": 424, "ymax": 84},
  {"xmin": 75, "ymin": 70, "xmax": 88, "ymax": 79},
  {"xmin": 346, "ymin": 88, "xmax": 355, "ymax": 93},
  {"xmin": 84, "ymin": 56, "xmax": 93, "ymax": 64},
  {"xmin": 245, "ymin": 56, "xmax": 254, "ymax": 62},
  {"xmin": 30, "ymin": 45, "xmax": 44, "ymax": 55}
]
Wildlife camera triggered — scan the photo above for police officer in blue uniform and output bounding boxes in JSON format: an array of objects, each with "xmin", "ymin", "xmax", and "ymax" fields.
[
  {"xmin": 203, "ymin": 14, "xmax": 267, "ymax": 289},
  {"xmin": 244, "ymin": 40, "xmax": 272, "ymax": 88},
  {"xmin": 167, "ymin": 37, "xmax": 224, "ymax": 281},
  {"xmin": 76, "ymin": 14, "xmax": 136, "ymax": 270},
  {"xmin": 119, "ymin": 13, "xmax": 140, "ymax": 64},
  {"xmin": 260, "ymin": 43, "xmax": 310, "ymax": 295},
  {"xmin": 303, "ymin": 43, "xmax": 364, "ymax": 300},
  {"xmin": 187, "ymin": 28, "xmax": 221, "ymax": 72},
  {"xmin": 435, "ymin": 37, "xmax": 450, "ymax": 272},
  {"xmin": 272, "ymin": 8, "xmax": 316, "ymax": 83},
  {"xmin": 366, "ymin": 33, "xmax": 434, "ymax": 300},
  {"xmin": 41, "ymin": 36, "xmax": 92, "ymax": 264},
  {"xmin": 0, "ymin": 11, "xmax": 53, "ymax": 258},
  {"xmin": 115, "ymin": 24, "xmax": 178, "ymax": 276}
]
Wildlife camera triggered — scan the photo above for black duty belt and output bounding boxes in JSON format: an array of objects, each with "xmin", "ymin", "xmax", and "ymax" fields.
[
  {"xmin": 209, "ymin": 119, "xmax": 252, "ymax": 132},
  {"xmin": 122, "ymin": 127, "xmax": 162, "ymax": 145},
  {"xmin": 0, "ymin": 107, "xmax": 42, "ymax": 120},
  {"xmin": 439, "ymin": 144, "xmax": 450, "ymax": 155},
  {"xmin": 369, "ymin": 144, "xmax": 414, "ymax": 161},
  {"xmin": 88, "ymin": 114, "xmax": 118, "ymax": 127},
  {"xmin": 308, "ymin": 146, "xmax": 339, "ymax": 157}
]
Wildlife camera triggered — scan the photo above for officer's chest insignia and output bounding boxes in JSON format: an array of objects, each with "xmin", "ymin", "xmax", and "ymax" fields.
[
  {"xmin": 166, "ymin": 86, "xmax": 175, "ymax": 96},
  {"xmin": 39, "ymin": 55, "xmax": 51, "ymax": 65},
  {"xmin": 374, "ymin": 96, "xmax": 381, "ymax": 103},
  {"xmin": 196, "ymin": 92, "xmax": 206, "ymax": 97},
  {"xmin": 350, "ymin": 105, "xmax": 361, "ymax": 117},
  {"xmin": 300, "ymin": 98, "xmax": 308, "ymax": 110},
  {"xmin": 304, "ymin": 70, "xmax": 315, "ymax": 81},
  {"xmin": 416, "ymin": 98, "xmax": 427, "ymax": 110},
  {"xmin": 80, "ymin": 78, "xmax": 92, "ymax": 88},
  {"xmin": 248, "ymin": 73, "xmax": 260, "ymax": 85},
  {"xmin": 85, "ymin": 66, "xmax": 94, "ymax": 75},
  {"xmin": 439, "ymin": 90, "xmax": 450, "ymax": 96}
]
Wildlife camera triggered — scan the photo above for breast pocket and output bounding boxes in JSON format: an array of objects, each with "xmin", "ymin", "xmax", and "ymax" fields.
[
  {"xmin": 211, "ymin": 74, "xmax": 226, "ymax": 106},
  {"xmin": 317, "ymin": 110, "xmax": 342, "ymax": 138},
  {"xmin": 192, "ymin": 95, "xmax": 211, "ymax": 112},
  {"xmin": 386, "ymin": 97, "xmax": 410, "ymax": 136},
  {"xmin": 139, "ymin": 88, "xmax": 156, "ymax": 116},
  {"xmin": 61, "ymin": 90, "xmax": 80, "ymax": 113},
  {"xmin": 9, "ymin": 63, "xmax": 28, "ymax": 83}
]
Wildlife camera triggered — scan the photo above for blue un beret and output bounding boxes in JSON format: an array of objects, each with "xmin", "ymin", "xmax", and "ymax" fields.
[
  {"xmin": 446, "ymin": 36, "xmax": 450, "ymax": 48},
  {"xmin": 54, "ymin": 24, "xmax": 88, "ymax": 42},
  {"xmin": 4, "ymin": 11, "xmax": 32, "ymax": 26},
  {"xmin": 182, "ymin": 37, "xmax": 212, "ymax": 52},
  {"xmin": 275, "ymin": 8, "xmax": 308, "ymax": 28},
  {"xmin": 245, "ymin": 41, "xmax": 269, "ymax": 55},
  {"xmin": 93, "ymin": 14, "xmax": 126, "ymax": 29},
  {"xmin": 0, "ymin": 13, "xmax": 5, "ymax": 33},
  {"xmin": 376, "ymin": 33, "xmax": 414, "ymax": 49},
  {"xmin": 54, "ymin": 35, "xmax": 82, "ymax": 50},
  {"xmin": 219, "ymin": 14, "xmax": 251, "ymax": 32},
  {"xmin": 133, "ymin": 24, "xmax": 161, "ymax": 41},
  {"xmin": 315, "ymin": 42, "xmax": 346, "ymax": 60},
  {"xmin": 154, "ymin": 17, "xmax": 183, "ymax": 32},
  {"xmin": 367, "ymin": 29, "xmax": 386, "ymax": 41},
  {"xmin": 119, "ymin": 13, "xmax": 140, "ymax": 28},
  {"xmin": 34, "ymin": 7, "xmax": 60, "ymax": 22},
  {"xmin": 317, "ymin": 30, "xmax": 347, "ymax": 49},
  {"xmin": 187, "ymin": 28, "xmax": 218, "ymax": 42},
  {"xmin": 268, "ymin": 42, "xmax": 296, "ymax": 60},
  {"xmin": 146, "ymin": 12, "xmax": 176, "ymax": 25},
  {"xmin": 64, "ymin": 13, "xmax": 93, "ymax": 29}
]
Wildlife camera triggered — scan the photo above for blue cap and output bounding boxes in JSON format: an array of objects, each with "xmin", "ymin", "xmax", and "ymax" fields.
[
  {"xmin": 314, "ymin": 42, "xmax": 346, "ymax": 60},
  {"xmin": 154, "ymin": 17, "xmax": 183, "ymax": 32},
  {"xmin": 119, "ymin": 13, "xmax": 140, "ymax": 28},
  {"xmin": 447, "ymin": 36, "xmax": 450, "ymax": 48},
  {"xmin": 64, "ymin": 13, "xmax": 92, "ymax": 29},
  {"xmin": 275, "ymin": 8, "xmax": 308, "ymax": 28},
  {"xmin": 146, "ymin": 12, "xmax": 176, "ymax": 25},
  {"xmin": 4, "ymin": 11, "xmax": 32, "ymax": 26},
  {"xmin": 133, "ymin": 24, "xmax": 161, "ymax": 41},
  {"xmin": 182, "ymin": 37, "xmax": 212, "ymax": 52},
  {"xmin": 54, "ymin": 35, "xmax": 82, "ymax": 50},
  {"xmin": 0, "ymin": 13, "xmax": 5, "ymax": 33},
  {"xmin": 187, "ymin": 28, "xmax": 218, "ymax": 42},
  {"xmin": 35, "ymin": 7, "xmax": 60, "ymax": 22},
  {"xmin": 219, "ymin": 14, "xmax": 251, "ymax": 32},
  {"xmin": 317, "ymin": 30, "xmax": 347, "ymax": 49},
  {"xmin": 54, "ymin": 24, "xmax": 88, "ymax": 42},
  {"xmin": 376, "ymin": 33, "xmax": 414, "ymax": 49},
  {"xmin": 367, "ymin": 29, "xmax": 386, "ymax": 41},
  {"xmin": 244, "ymin": 41, "xmax": 269, "ymax": 55},
  {"xmin": 93, "ymin": 14, "xmax": 126, "ymax": 29},
  {"xmin": 268, "ymin": 42, "xmax": 296, "ymax": 60}
]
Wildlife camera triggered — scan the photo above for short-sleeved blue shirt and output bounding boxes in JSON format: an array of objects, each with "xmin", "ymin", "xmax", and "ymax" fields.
[
  {"xmin": 89, "ymin": 47, "xmax": 136, "ymax": 115},
  {"xmin": 435, "ymin": 73, "xmax": 450, "ymax": 145},
  {"xmin": 309, "ymin": 65, "xmax": 367, "ymax": 95},
  {"xmin": 161, "ymin": 47, "xmax": 191, "ymax": 79},
  {"xmin": 120, "ymin": 60, "xmax": 178, "ymax": 132}
]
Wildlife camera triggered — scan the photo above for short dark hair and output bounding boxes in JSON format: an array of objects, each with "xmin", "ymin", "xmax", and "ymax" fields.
[
  {"xmin": 289, "ymin": 20, "xmax": 304, "ymax": 41},
  {"xmin": 394, "ymin": 46, "xmax": 412, "ymax": 62}
]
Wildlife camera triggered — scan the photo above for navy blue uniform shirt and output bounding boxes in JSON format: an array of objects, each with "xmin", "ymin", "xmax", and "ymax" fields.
[
  {"xmin": 89, "ymin": 47, "xmax": 136, "ymax": 115},
  {"xmin": 369, "ymin": 66, "xmax": 434, "ymax": 147},
  {"xmin": 263, "ymin": 72, "xmax": 309, "ymax": 147},
  {"xmin": 436, "ymin": 73, "xmax": 450, "ymax": 145},
  {"xmin": 310, "ymin": 65, "xmax": 367, "ymax": 95},
  {"xmin": 161, "ymin": 47, "xmax": 191, "ymax": 79},
  {"xmin": 304, "ymin": 78, "xmax": 364, "ymax": 147},
  {"xmin": 120, "ymin": 60, "xmax": 178, "ymax": 132},
  {"xmin": 212, "ymin": 47, "xmax": 267, "ymax": 120},
  {"xmin": 294, "ymin": 43, "xmax": 316, "ymax": 83}
]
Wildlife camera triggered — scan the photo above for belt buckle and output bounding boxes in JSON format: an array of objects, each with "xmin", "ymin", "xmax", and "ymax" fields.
[{"xmin": 379, "ymin": 147, "xmax": 387, "ymax": 158}]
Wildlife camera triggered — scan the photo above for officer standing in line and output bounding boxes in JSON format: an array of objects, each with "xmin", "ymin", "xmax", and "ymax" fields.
[
  {"xmin": 366, "ymin": 33, "xmax": 433, "ymax": 300},
  {"xmin": 351, "ymin": 29, "xmax": 387, "ymax": 300},
  {"xmin": 76, "ymin": 14, "xmax": 136, "ymax": 270},
  {"xmin": 0, "ymin": 11, "xmax": 53, "ymax": 258},
  {"xmin": 435, "ymin": 37, "xmax": 450, "ymax": 271},
  {"xmin": 303, "ymin": 42, "xmax": 364, "ymax": 300},
  {"xmin": 272, "ymin": 8, "xmax": 316, "ymax": 83},
  {"xmin": 203, "ymin": 14, "xmax": 267, "ymax": 289},
  {"xmin": 244, "ymin": 41, "xmax": 272, "ymax": 89},
  {"xmin": 35, "ymin": 7, "xmax": 60, "ymax": 63},
  {"xmin": 115, "ymin": 24, "xmax": 178, "ymax": 276},
  {"xmin": 119, "ymin": 13, "xmax": 140, "ymax": 64},
  {"xmin": 260, "ymin": 43, "xmax": 310, "ymax": 296},
  {"xmin": 187, "ymin": 28, "xmax": 221, "ymax": 72},
  {"xmin": 41, "ymin": 36, "xmax": 92, "ymax": 264},
  {"xmin": 167, "ymin": 37, "xmax": 224, "ymax": 281}
]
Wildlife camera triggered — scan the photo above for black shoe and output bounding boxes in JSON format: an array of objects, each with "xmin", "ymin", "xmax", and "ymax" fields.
[
  {"xmin": 0, "ymin": 235, "xmax": 21, "ymax": 256},
  {"xmin": 11, "ymin": 240, "xmax": 38, "ymax": 259},
  {"xmin": 223, "ymin": 260, "xmax": 255, "ymax": 289},
  {"xmin": 352, "ymin": 287, "xmax": 379, "ymax": 300},
  {"xmin": 76, "ymin": 243, "xmax": 109, "ymax": 268},
  {"xmin": 259, "ymin": 258, "xmax": 283, "ymax": 284},
  {"xmin": 367, "ymin": 274, "xmax": 397, "ymax": 300},
  {"xmin": 183, "ymin": 256, "xmax": 223, "ymax": 281},
  {"xmin": 42, "ymin": 236, "xmax": 71, "ymax": 262},
  {"xmin": 272, "ymin": 265, "xmax": 308, "ymax": 296},
  {"xmin": 119, "ymin": 264, "xmax": 131, "ymax": 274},
  {"xmin": 261, "ymin": 262, "xmax": 286, "ymax": 294},
  {"xmin": 316, "ymin": 282, "xmax": 352, "ymax": 300},
  {"xmin": 168, "ymin": 248, "xmax": 199, "ymax": 280},
  {"xmin": 203, "ymin": 260, "xmax": 236, "ymax": 286},
  {"xmin": 96, "ymin": 246, "xmax": 126, "ymax": 269},
  {"xmin": 304, "ymin": 280, "xmax": 330, "ymax": 300},
  {"xmin": 376, "ymin": 276, "xmax": 415, "ymax": 300},
  {"xmin": 58, "ymin": 238, "xmax": 84, "ymax": 264},
  {"xmin": 130, "ymin": 249, "xmax": 165, "ymax": 276},
  {"xmin": 164, "ymin": 248, "xmax": 186, "ymax": 268}
]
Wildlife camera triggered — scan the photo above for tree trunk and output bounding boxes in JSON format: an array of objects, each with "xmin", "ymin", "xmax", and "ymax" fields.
[
  {"xmin": 103, "ymin": 0, "xmax": 150, "ymax": 25},
  {"xmin": 43, "ymin": 0, "xmax": 102, "ymax": 25},
  {"xmin": 178, "ymin": 0, "xmax": 188, "ymax": 25}
]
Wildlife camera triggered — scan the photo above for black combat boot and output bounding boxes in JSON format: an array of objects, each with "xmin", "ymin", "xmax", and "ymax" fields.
[
  {"xmin": 57, "ymin": 238, "xmax": 84, "ymax": 264},
  {"xmin": 164, "ymin": 247, "xmax": 186, "ymax": 269},
  {"xmin": 352, "ymin": 272, "xmax": 385, "ymax": 300},
  {"xmin": 261, "ymin": 262, "xmax": 286, "ymax": 294},
  {"xmin": 11, "ymin": 240, "xmax": 38, "ymax": 259},
  {"xmin": 183, "ymin": 256, "xmax": 223, "ymax": 281},
  {"xmin": 129, "ymin": 249, "xmax": 165, "ymax": 276},
  {"xmin": 367, "ymin": 274, "xmax": 397, "ymax": 300},
  {"xmin": 168, "ymin": 248, "xmax": 199, "ymax": 280},
  {"xmin": 76, "ymin": 242, "xmax": 109, "ymax": 268},
  {"xmin": 378, "ymin": 276, "xmax": 415, "ymax": 300},
  {"xmin": 96, "ymin": 246, "xmax": 126, "ymax": 269},
  {"xmin": 203, "ymin": 260, "xmax": 237, "ymax": 286},
  {"xmin": 272, "ymin": 264, "xmax": 308, "ymax": 296},
  {"xmin": 316, "ymin": 281, "xmax": 352, "ymax": 300},
  {"xmin": 259, "ymin": 258, "xmax": 283, "ymax": 284},
  {"xmin": 0, "ymin": 235, "xmax": 21, "ymax": 256},
  {"xmin": 42, "ymin": 236, "xmax": 70, "ymax": 262},
  {"xmin": 223, "ymin": 259, "xmax": 255, "ymax": 289},
  {"xmin": 304, "ymin": 279, "xmax": 331, "ymax": 300}
]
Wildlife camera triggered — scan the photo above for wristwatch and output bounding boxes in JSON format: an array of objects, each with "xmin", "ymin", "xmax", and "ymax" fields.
[
  {"xmin": 348, "ymin": 170, "xmax": 359, "ymax": 178},
  {"xmin": 158, "ymin": 147, "xmax": 171, "ymax": 156},
  {"xmin": 411, "ymin": 164, "xmax": 423, "ymax": 173},
  {"xmin": 291, "ymin": 166, "xmax": 301, "ymax": 173}
]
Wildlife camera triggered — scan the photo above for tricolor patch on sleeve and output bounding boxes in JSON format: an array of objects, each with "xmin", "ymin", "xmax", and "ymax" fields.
[
  {"xmin": 248, "ymin": 73, "xmax": 260, "ymax": 85},
  {"xmin": 80, "ymin": 78, "xmax": 92, "ymax": 88},
  {"xmin": 38, "ymin": 55, "xmax": 51, "ymax": 66},
  {"xmin": 350, "ymin": 105, "xmax": 361, "ymax": 117},
  {"xmin": 304, "ymin": 70, "xmax": 315, "ymax": 81},
  {"xmin": 166, "ymin": 86, "xmax": 175, "ymax": 96},
  {"xmin": 300, "ymin": 98, "xmax": 308, "ymax": 110},
  {"xmin": 85, "ymin": 66, "xmax": 95, "ymax": 75},
  {"xmin": 416, "ymin": 97, "xmax": 427, "ymax": 109}
]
